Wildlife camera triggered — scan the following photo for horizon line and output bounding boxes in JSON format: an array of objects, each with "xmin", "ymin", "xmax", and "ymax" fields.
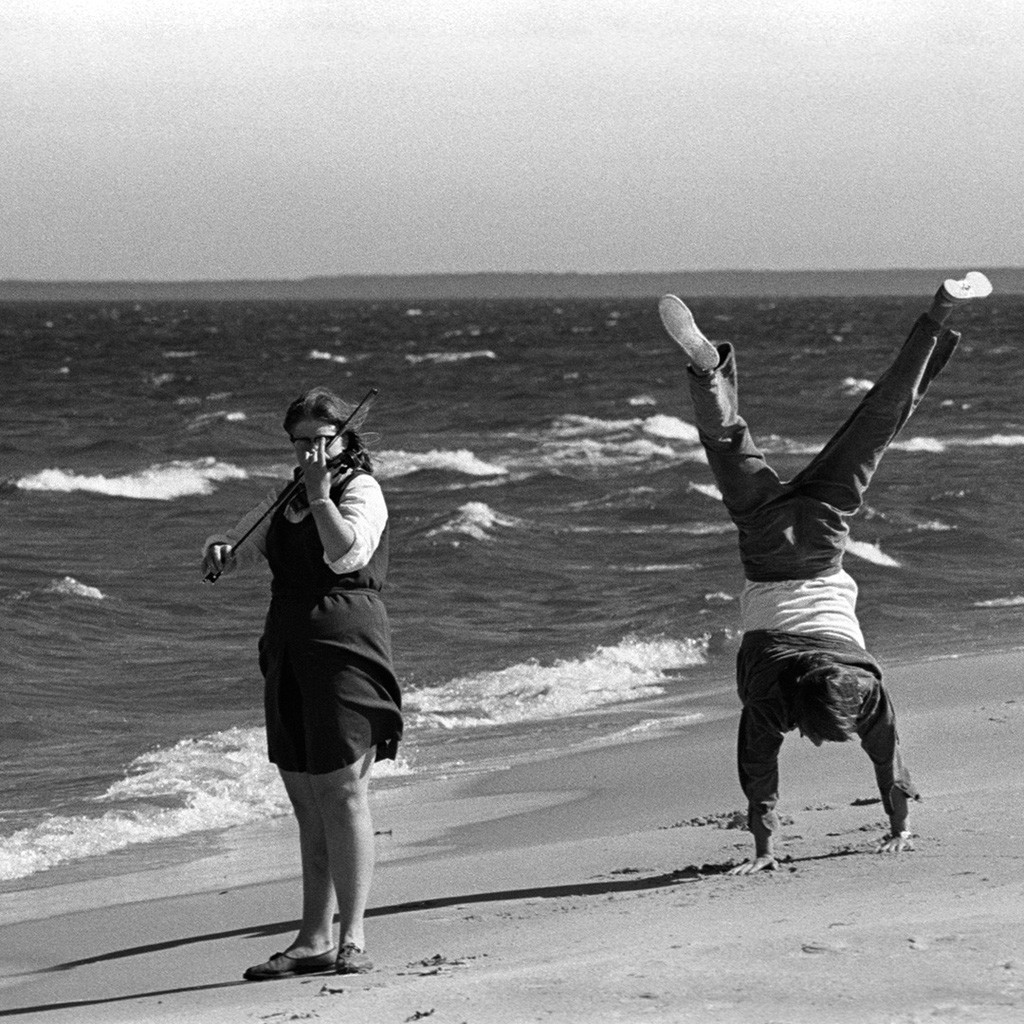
[{"xmin": 3, "ymin": 266, "xmax": 1022, "ymax": 286}]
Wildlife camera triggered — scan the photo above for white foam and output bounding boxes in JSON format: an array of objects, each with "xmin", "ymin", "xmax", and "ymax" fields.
[
  {"xmin": 890, "ymin": 436, "xmax": 947, "ymax": 453},
  {"xmin": 841, "ymin": 377, "xmax": 873, "ymax": 396},
  {"xmin": 0, "ymin": 726, "xmax": 412, "ymax": 881},
  {"xmin": 641, "ymin": 414, "xmax": 700, "ymax": 443},
  {"xmin": 186, "ymin": 411, "xmax": 248, "ymax": 430},
  {"xmin": 678, "ymin": 521, "xmax": 733, "ymax": 535},
  {"xmin": 16, "ymin": 459, "xmax": 249, "ymax": 501},
  {"xmin": 862, "ymin": 433, "xmax": 1024, "ymax": 456},
  {"xmin": 0, "ymin": 620, "xmax": 727, "ymax": 880},
  {"xmin": 405, "ymin": 350, "xmax": 496, "ymax": 365},
  {"xmin": 0, "ymin": 727, "xmax": 286, "ymax": 881},
  {"xmin": 688, "ymin": 481, "xmax": 724, "ymax": 502},
  {"xmin": 534, "ymin": 436, "xmax": 680, "ymax": 470},
  {"xmin": 426, "ymin": 501, "xmax": 519, "ymax": 542},
  {"xmin": 614, "ymin": 563, "xmax": 700, "ymax": 573},
  {"xmin": 375, "ymin": 449, "xmax": 507, "ymax": 479},
  {"xmin": 956, "ymin": 433, "xmax": 1024, "ymax": 448},
  {"xmin": 912, "ymin": 519, "xmax": 954, "ymax": 532},
  {"xmin": 491, "ymin": 414, "xmax": 707, "ymax": 475},
  {"xmin": 45, "ymin": 576, "xmax": 105, "ymax": 600},
  {"xmin": 566, "ymin": 521, "xmax": 732, "ymax": 537},
  {"xmin": 548, "ymin": 414, "xmax": 640, "ymax": 438},
  {"xmin": 846, "ymin": 538, "xmax": 901, "ymax": 567},
  {"xmin": 770, "ymin": 439, "xmax": 823, "ymax": 456},
  {"xmin": 308, "ymin": 350, "xmax": 348, "ymax": 363},
  {"xmin": 406, "ymin": 636, "xmax": 706, "ymax": 730},
  {"xmin": 972, "ymin": 596, "xmax": 1024, "ymax": 608}
]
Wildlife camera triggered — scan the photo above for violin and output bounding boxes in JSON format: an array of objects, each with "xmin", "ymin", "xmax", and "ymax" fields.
[{"xmin": 203, "ymin": 388, "xmax": 378, "ymax": 584}]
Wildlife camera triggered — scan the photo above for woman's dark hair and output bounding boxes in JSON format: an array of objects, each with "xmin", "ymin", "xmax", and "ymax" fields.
[
  {"xmin": 282, "ymin": 386, "xmax": 374, "ymax": 473},
  {"xmin": 792, "ymin": 664, "xmax": 867, "ymax": 743}
]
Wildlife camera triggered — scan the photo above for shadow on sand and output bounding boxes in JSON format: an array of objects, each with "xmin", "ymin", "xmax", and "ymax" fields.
[{"xmin": 0, "ymin": 849, "xmax": 863, "ymax": 1017}]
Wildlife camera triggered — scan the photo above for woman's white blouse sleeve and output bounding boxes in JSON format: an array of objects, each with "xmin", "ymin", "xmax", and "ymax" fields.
[
  {"xmin": 202, "ymin": 488, "xmax": 278, "ymax": 571},
  {"xmin": 325, "ymin": 473, "xmax": 389, "ymax": 574}
]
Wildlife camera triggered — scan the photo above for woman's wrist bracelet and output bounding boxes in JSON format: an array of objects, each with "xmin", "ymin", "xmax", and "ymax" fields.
[{"xmin": 309, "ymin": 498, "xmax": 333, "ymax": 509}]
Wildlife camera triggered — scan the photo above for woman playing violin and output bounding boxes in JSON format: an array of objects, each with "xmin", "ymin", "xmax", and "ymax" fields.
[{"xmin": 202, "ymin": 386, "xmax": 401, "ymax": 980}]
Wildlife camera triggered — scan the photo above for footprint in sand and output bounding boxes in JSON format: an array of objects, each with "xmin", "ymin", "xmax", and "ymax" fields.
[
  {"xmin": 801, "ymin": 942, "xmax": 847, "ymax": 955},
  {"xmin": 908, "ymin": 934, "xmax": 963, "ymax": 951}
]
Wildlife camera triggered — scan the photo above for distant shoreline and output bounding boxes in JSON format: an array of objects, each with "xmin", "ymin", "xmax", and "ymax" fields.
[{"xmin": 2, "ymin": 268, "xmax": 1022, "ymax": 302}]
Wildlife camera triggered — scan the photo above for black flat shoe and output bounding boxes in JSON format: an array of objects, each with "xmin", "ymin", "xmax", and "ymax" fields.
[{"xmin": 243, "ymin": 947, "xmax": 337, "ymax": 981}]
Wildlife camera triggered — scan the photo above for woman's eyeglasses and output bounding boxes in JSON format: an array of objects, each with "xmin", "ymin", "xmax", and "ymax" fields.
[{"xmin": 289, "ymin": 433, "xmax": 342, "ymax": 449}]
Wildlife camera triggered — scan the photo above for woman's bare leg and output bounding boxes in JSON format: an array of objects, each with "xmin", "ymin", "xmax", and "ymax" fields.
[
  {"xmin": 280, "ymin": 768, "xmax": 339, "ymax": 955},
  {"xmin": 309, "ymin": 750, "xmax": 376, "ymax": 952}
]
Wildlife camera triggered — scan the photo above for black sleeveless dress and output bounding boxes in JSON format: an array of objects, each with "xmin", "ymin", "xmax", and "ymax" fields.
[{"xmin": 258, "ymin": 471, "xmax": 402, "ymax": 774}]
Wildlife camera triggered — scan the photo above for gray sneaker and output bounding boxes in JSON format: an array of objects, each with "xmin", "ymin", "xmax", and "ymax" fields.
[{"xmin": 658, "ymin": 295, "xmax": 719, "ymax": 372}]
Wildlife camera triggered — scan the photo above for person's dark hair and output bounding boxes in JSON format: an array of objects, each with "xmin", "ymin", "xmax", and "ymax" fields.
[
  {"xmin": 792, "ymin": 663, "xmax": 867, "ymax": 743},
  {"xmin": 282, "ymin": 386, "xmax": 374, "ymax": 473}
]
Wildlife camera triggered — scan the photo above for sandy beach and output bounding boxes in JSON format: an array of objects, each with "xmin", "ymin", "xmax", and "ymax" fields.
[{"xmin": 2, "ymin": 648, "xmax": 1022, "ymax": 1024}]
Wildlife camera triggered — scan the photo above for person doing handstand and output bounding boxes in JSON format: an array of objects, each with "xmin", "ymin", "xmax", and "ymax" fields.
[{"xmin": 658, "ymin": 271, "xmax": 992, "ymax": 874}]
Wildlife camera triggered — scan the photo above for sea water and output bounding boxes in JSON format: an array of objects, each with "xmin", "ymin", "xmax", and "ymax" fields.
[{"xmin": 1, "ymin": 295, "xmax": 1021, "ymax": 886}]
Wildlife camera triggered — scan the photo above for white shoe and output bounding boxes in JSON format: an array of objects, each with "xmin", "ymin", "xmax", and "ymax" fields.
[
  {"xmin": 658, "ymin": 295, "xmax": 719, "ymax": 372},
  {"xmin": 940, "ymin": 271, "xmax": 993, "ymax": 302}
]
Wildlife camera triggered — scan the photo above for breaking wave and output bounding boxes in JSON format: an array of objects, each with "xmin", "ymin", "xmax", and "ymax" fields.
[
  {"xmin": 15, "ymin": 459, "xmax": 249, "ymax": 500},
  {"xmin": 0, "ymin": 727, "xmax": 411, "ymax": 882},
  {"xmin": 426, "ymin": 501, "xmax": 520, "ymax": 541},
  {"xmin": 406, "ymin": 635, "xmax": 707, "ymax": 730}
]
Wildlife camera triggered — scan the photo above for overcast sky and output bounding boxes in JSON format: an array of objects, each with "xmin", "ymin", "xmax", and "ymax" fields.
[{"xmin": 3, "ymin": 0, "xmax": 1022, "ymax": 280}]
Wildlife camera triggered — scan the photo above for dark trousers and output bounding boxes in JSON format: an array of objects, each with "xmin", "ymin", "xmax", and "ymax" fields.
[{"xmin": 687, "ymin": 314, "xmax": 961, "ymax": 581}]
